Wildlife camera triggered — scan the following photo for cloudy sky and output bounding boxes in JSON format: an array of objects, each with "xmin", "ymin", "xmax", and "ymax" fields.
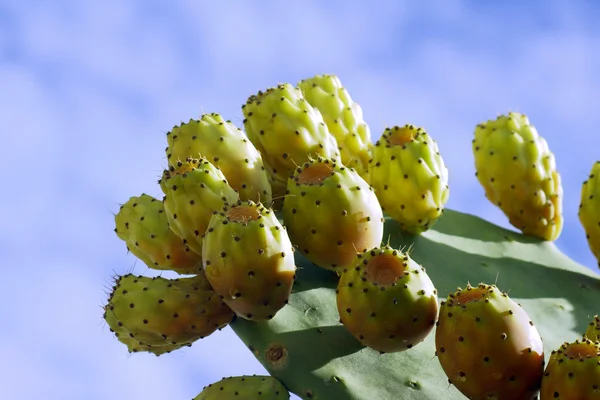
[{"xmin": 2, "ymin": 1, "xmax": 599, "ymax": 399}]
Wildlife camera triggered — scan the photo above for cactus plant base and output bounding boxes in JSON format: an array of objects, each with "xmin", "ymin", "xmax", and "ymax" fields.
[{"xmin": 230, "ymin": 209, "xmax": 600, "ymax": 400}]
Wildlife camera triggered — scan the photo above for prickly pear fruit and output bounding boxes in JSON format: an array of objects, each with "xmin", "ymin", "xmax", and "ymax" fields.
[
  {"xmin": 336, "ymin": 246, "xmax": 438, "ymax": 353},
  {"xmin": 202, "ymin": 200, "xmax": 296, "ymax": 321},
  {"xmin": 540, "ymin": 338, "xmax": 600, "ymax": 399},
  {"xmin": 435, "ymin": 283, "xmax": 544, "ymax": 400},
  {"xmin": 585, "ymin": 315, "xmax": 600, "ymax": 342},
  {"xmin": 579, "ymin": 161, "xmax": 600, "ymax": 267},
  {"xmin": 241, "ymin": 83, "xmax": 341, "ymax": 200},
  {"xmin": 165, "ymin": 113, "xmax": 272, "ymax": 205},
  {"xmin": 281, "ymin": 157, "xmax": 384, "ymax": 272},
  {"xmin": 297, "ymin": 74, "xmax": 372, "ymax": 180},
  {"xmin": 473, "ymin": 111, "xmax": 563, "ymax": 241},
  {"xmin": 103, "ymin": 273, "xmax": 234, "ymax": 356},
  {"xmin": 160, "ymin": 158, "xmax": 239, "ymax": 255},
  {"xmin": 368, "ymin": 124, "xmax": 449, "ymax": 234},
  {"xmin": 193, "ymin": 375, "xmax": 290, "ymax": 400},
  {"xmin": 114, "ymin": 194, "xmax": 202, "ymax": 275}
]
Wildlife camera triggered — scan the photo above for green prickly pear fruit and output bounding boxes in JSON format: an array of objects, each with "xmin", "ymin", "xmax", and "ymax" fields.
[
  {"xmin": 336, "ymin": 246, "xmax": 438, "ymax": 353},
  {"xmin": 579, "ymin": 161, "xmax": 600, "ymax": 267},
  {"xmin": 281, "ymin": 157, "xmax": 384, "ymax": 272},
  {"xmin": 160, "ymin": 157, "xmax": 239, "ymax": 255},
  {"xmin": 202, "ymin": 200, "xmax": 296, "ymax": 321},
  {"xmin": 241, "ymin": 83, "xmax": 341, "ymax": 201},
  {"xmin": 435, "ymin": 283, "xmax": 544, "ymax": 400},
  {"xmin": 585, "ymin": 315, "xmax": 600, "ymax": 342},
  {"xmin": 193, "ymin": 375, "xmax": 290, "ymax": 400},
  {"xmin": 297, "ymin": 74, "xmax": 372, "ymax": 180},
  {"xmin": 114, "ymin": 194, "xmax": 202, "ymax": 275},
  {"xmin": 368, "ymin": 124, "xmax": 450, "ymax": 234},
  {"xmin": 540, "ymin": 338, "xmax": 600, "ymax": 399},
  {"xmin": 473, "ymin": 111, "xmax": 563, "ymax": 241},
  {"xmin": 103, "ymin": 273, "xmax": 234, "ymax": 356},
  {"xmin": 165, "ymin": 113, "xmax": 273, "ymax": 205}
]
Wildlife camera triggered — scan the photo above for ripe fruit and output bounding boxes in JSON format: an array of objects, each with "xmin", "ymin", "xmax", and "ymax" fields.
[
  {"xmin": 473, "ymin": 111, "xmax": 563, "ymax": 241},
  {"xmin": 369, "ymin": 124, "xmax": 449, "ymax": 234},
  {"xmin": 579, "ymin": 161, "xmax": 600, "ymax": 266},
  {"xmin": 435, "ymin": 283, "xmax": 544, "ymax": 400},
  {"xmin": 194, "ymin": 375, "xmax": 290, "ymax": 399},
  {"xmin": 337, "ymin": 246, "xmax": 439, "ymax": 353},
  {"xmin": 281, "ymin": 157, "xmax": 384, "ymax": 272},
  {"xmin": 114, "ymin": 193, "xmax": 202, "ymax": 275},
  {"xmin": 202, "ymin": 200, "xmax": 297, "ymax": 321}
]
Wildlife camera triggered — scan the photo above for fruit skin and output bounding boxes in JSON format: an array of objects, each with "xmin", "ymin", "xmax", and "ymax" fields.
[
  {"xmin": 585, "ymin": 315, "xmax": 600, "ymax": 342},
  {"xmin": 103, "ymin": 273, "xmax": 234, "ymax": 356},
  {"xmin": 368, "ymin": 124, "xmax": 449, "ymax": 234},
  {"xmin": 473, "ymin": 111, "xmax": 563, "ymax": 241},
  {"xmin": 281, "ymin": 157, "xmax": 384, "ymax": 272},
  {"xmin": 297, "ymin": 74, "xmax": 372, "ymax": 180},
  {"xmin": 114, "ymin": 193, "xmax": 202, "ymax": 275},
  {"xmin": 579, "ymin": 161, "xmax": 600, "ymax": 267},
  {"xmin": 159, "ymin": 157, "xmax": 239, "ymax": 256},
  {"xmin": 435, "ymin": 283, "xmax": 544, "ymax": 400},
  {"xmin": 165, "ymin": 113, "xmax": 273, "ymax": 205},
  {"xmin": 241, "ymin": 83, "xmax": 341, "ymax": 203},
  {"xmin": 193, "ymin": 375, "xmax": 290, "ymax": 400},
  {"xmin": 202, "ymin": 200, "xmax": 297, "ymax": 321},
  {"xmin": 540, "ymin": 338, "xmax": 600, "ymax": 400},
  {"xmin": 336, "ymin": 245, "xmax": 438, "ymax": 353}
]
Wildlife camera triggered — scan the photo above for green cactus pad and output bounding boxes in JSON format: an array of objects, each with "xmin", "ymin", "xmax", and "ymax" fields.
[
  {"xmin": 229, "ymin": 209, "xmax": 600, "ymax": 400},
  {"xmin": 368, "ymin": 124, "xmax": 450, "ymax": 235},
  {"xmin": 297, "ymin": 74, "xmax": 372, "ymax": 180},
  {"xmin": 193, "ymin": 375, "xmax": 290, "ymax": 399},
  {"xmin": 540, "ymin": 338, "xmax": 600, "ymax": 399},
  {"xmin": 337, "ymin": 246, "xmax": 438, "ymax": 353},
  {"xmin": 103, "ymin": 273, "xmax": 234, "ymax": 356},
  {"xmin": 165, "ymin": 114, "xmax": 273, "ymax": 205},
  {"xmin": 114, "ymin": 193, "xmax": 203, "ymax": 275},
  {"xmin": 435, "ymin": 283, "xmax": 544, "ymax": 399},
  {"xmin": 160, "ymin": 158, "xmax": 239, "ymax": 255},
  {"xmin": 202, "ymin": 200, "xmax": 297, "ymax": 322},
  {"xmin": 473, "ymin": 112, "xmax": 563, "ymax": 241},
  {"xmin": 579, "ymin": 161, "xmax": 600, "ymax": 267},
  {"xmin": 281, "ymin": 157, "xmax": 384, "ymax": 272}
]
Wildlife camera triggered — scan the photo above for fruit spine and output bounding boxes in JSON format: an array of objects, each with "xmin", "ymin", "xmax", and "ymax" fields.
[
  {"xmin": 202, "ymin": 200, "xmax": 297, "ymax": 321},
  {"xmin": 369, "ymin": 124, "xmax": 449, "ymax": 234},
  {"xmin": 114, "ymin": 193, "xmax": 202, "ymax": 275},
  {"xmin": 473, "ymin": 111, "xmax": 563, "ymax": 241},
  {"xmin": 337, "ymin": 246, "xmax": 439, "ymax": 353},
  {"xmin": 165, "ymin": 113, "xmax": 273, "ymax": 205},
  {"xmin": 281, "ymin": 157, "xmax": 384, "ymax": 271},
  {"xmin": 579, "ymin": 161, "xmax": 600, "ymax": 266},
  {"xmin": 297, "ymin": 74, "xmax": 372, "ymax": 180}
]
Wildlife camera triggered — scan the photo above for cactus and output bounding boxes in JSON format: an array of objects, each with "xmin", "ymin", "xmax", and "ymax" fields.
[
  {"xmin": 336, "ymin": 245, "xmax": 439, "ymax": 353},
  {"xmin": 114, "ymin": 193, "xmax": 203, "ymax": 275},
  {"xmin": 540, "ymin": 338, "xmax": 600, "ymax": 399},
  {"xmin": 579, "ymin": 161, "xmax": 600, "ymax": 267},
  {"xmin": 435, "ymin": 283, "xmax": 544, "ymax": 399},
  {"xmin": 297, "ymin": 74, "xmax": 372, "ymax": 180},
  {"xmin": 103, "ymin": 273, "xmax": 234, "ymax": 356},
  {"xmin": 281, "ymin": 157, "xmax": 384, "ymax": 272},
  {"xmin": 202, "ymin": 200, "xmax": 297, "ymax": 322},
  {"xmin": 193, "ymin": 375, "xmax": 290, "ymax": 399},
  {"xmin": 473, "ymin": 111, "xmax": 563, "ymax": 241},
  {"xmin": 368, "ymin": 124, "xmax": 450, "ymax": 234},
  {"xmin": 159, "ymin": 157, "xmax": 239, "ymax": 255},
  {"xmin": 165, "ymin": 114, "xmax": 273, "ymax": 205},
  {"xmin": 585, "ymin": 315, "xmax": 600, "ymax": 342}
]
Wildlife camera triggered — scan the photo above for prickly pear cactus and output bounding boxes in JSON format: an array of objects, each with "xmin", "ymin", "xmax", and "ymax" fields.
[
  {"xmin": 473, "ymin": 112, "xmax": 563, "ymax": 241},
  {"xmin": 585, "ymin": 315, "xmax": 600, "ymax": 342},
  {"xmin": 193, "ymin": 375, "xmax": 290, "ymax": 400},
  {"xmin": 165, "ymin": 114, "xmax": 273, "ymax": 205},
  {"xmin": 579, "ymin": 161, "xmax": 600, "ymax": 267}
]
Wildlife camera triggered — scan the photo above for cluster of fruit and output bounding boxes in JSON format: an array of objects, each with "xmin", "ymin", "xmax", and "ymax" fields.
[{"xmin": 103, "ymin": 74, "xmax": 600, "ymax": 399}]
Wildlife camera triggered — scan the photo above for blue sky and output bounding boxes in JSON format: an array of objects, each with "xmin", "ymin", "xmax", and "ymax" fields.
[{"xmin": 1, "ymin": 1, "xmax": 599, "ymax": 399}]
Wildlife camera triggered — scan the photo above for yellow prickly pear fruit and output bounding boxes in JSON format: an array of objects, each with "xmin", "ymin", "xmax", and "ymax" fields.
[
  {"xmin": 114, "ymin": 193, "xmax": 202, "ymax": 275},
  {"xmin": 473, "ymin": 112, "xmax": 563, "ymax": 241},
  {"xmin": 369, "ymin": 124, "xmax": 450, "ymax": 234},
  {"xmin": 579, "ymin": 161, "xmax": 600, "ymax": 267},
  {"xmin": 165, "ymin": 113, "xmax": 272, "ymax": 205},
  {"xmin": 297, "ymin": 74, "xmax": 372, "ymax": 180},
  {"xmin": 194, "ymin": 375, "xmax": 290, "ymax": 400}
]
